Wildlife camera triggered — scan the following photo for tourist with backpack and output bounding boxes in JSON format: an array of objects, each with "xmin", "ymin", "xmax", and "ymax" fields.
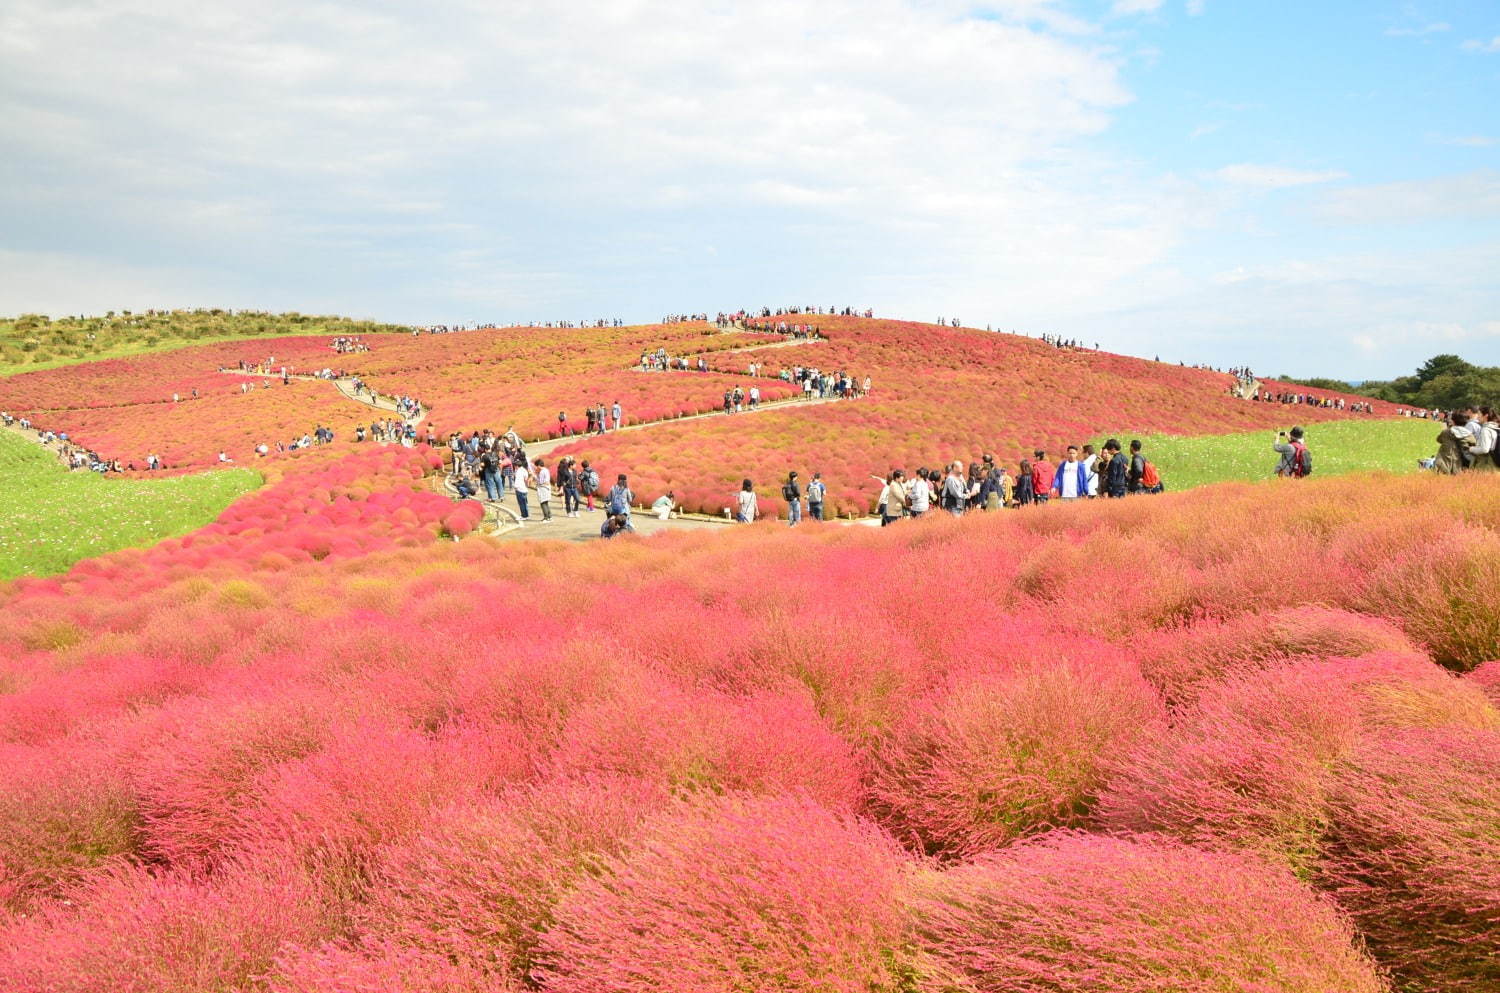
[
  {"xmin": 608, "ymin": 474, "xmax": 634, "ymax": 519},
  {"xmin": 581, "ymin": 461, "xmax": 600, "ymax": 511},
  {"xmin": 807, "ymin": 472, "xmax": 826, "ymax": 520},
  {"xmin": 1272, "ymin": 427, "xmax": 1313, "ymax": 479},
  {"xmin": 478, "ymin": 447, "xmax": 502, "ymax": 502},
  {"xmin": 783, "ymin": 471, "xmax": 803, "ymax": 526}
]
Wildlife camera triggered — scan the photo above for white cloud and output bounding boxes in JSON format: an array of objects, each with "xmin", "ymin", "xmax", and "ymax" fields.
[
  {"xmin": 1314, "ymin": 170, "xmax": 1500, "ymax": 224},
  {"xmin": 1462, "ymin": 36, "xmax": 1500, "ymax": 53},
  {"xmin": 1189, "ymin": 122, "xmax": 1223, "ymax": 139},
  {"xmin": 1186, "ymin": 0, "xmax": 1206, "ymax": 15},
  {"xmin": 1112, "ymin": 0, "xmax": 1164, "ymax": 13},
  {"xmin": 1385, "ymin": 21, "xmax": 1449, "ymax": 37},
  {"xmin": 1443, "ymin": 135, "xmax": 1498, "ymax": 147},
  {"xmin": 1215, "ymin": 164, "xmax": 1348, "ymax": 189}
]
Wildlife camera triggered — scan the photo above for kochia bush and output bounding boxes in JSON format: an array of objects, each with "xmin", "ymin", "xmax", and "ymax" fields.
[
  {"xmin": 868, "ymin": 657, "xmax": 1165, "ymax": 858},
  {"xmin": 534, "ymin": 793, "xmax": 912, "ymax": 993},
  {"xmin": 1316, "ymin": 726, "xmax": 1500, "ymax": 993},
  {"xmin": 908, "ymin": 832, "xmax": 1387, "ymax": 993}
]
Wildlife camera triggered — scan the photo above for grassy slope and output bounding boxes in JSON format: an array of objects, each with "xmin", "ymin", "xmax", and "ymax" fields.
[
  {"xmin": 1104, "ymin": 418, "xmax": 1439, "ymax": 491},
  {"xmin": 0, "ymin": 431, "xmax": 260, "ymax": 579},
  {"xmin": 0, "ymin": 310, "xmax": 410, "ymax": 376}
]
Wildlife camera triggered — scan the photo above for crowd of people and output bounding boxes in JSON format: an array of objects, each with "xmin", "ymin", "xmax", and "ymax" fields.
[
  {"xmin": 1425, "ymin": 407, "xmax": 1498, "ymax": 474},
  {"xmin": 1255, "ymin": 389, "xmax": 1374, "ymax": 412}
]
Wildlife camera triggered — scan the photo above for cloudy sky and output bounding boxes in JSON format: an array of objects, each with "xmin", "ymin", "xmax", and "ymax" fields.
[{"xmin": 1, "ymin": 0, "xmax": 1496, "ymax": 377}]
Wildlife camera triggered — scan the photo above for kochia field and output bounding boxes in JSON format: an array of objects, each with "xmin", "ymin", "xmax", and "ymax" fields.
[{"xmin": 1, "ymin": 453, "xmax": 1496, "ymax": 993}]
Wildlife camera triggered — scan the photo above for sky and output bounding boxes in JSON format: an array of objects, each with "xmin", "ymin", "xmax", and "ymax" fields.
[{"xmin": 1, "ymin": 0, "xmax": 1497, "ymax": 378}]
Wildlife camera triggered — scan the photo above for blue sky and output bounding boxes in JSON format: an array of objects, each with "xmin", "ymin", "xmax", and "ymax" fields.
[{"xmin": 0, "ymin": 0, "xmax": 1496, "ymax": 378}]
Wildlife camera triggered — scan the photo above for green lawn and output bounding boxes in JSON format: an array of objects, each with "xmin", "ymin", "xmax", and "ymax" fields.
[
  {"xmin": 0, "ymin": 431, "xmax": 261, "ymax": 580},
  {"xmin": 1099, "ymin": 418, "xmax": 1439, "ymax": 491}
]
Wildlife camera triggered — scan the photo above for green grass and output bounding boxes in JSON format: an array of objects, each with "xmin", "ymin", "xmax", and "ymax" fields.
[
  {"xmin": 1100, "ymin": 418, "xmax": 1439, "ymax": 491},
  {"xmin": 0, "ymin": 430, "xmax": 261, "ymax": 580},
  {"xmin": 0, "ymin": 309, "xmax": 410, "ymax": 376}
]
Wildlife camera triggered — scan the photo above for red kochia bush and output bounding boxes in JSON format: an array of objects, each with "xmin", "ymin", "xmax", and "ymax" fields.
[
  {"xmin": 1316, "ymin": 726, "xmax": 1500, "ymax": 993},
  {"xmin": 1468, "ymin": 658, "xmax": 1500, "ymax": 706},
  {"xmin": 547, "ymin": 683, "xmax": 863, "ymax": 811},
  {"xmin": 270, "ymin": 941, "xmax": 517, "ymax": 993},
  {"xmin": 1138, "ymin": 605, "xmax": 1422, "ymax": 704},
  {"xmin": 1357, "ymin": 526, "xmax": 1500, "ymax": 671},
  {"xmin": 908, "ymin": 832, "xmax": 1387, "ymax": 993},
  {"xmin": 0, "ymin": 859, "xmax": 334, "ymax": 993},
  {"xmin": 868, "ymin": 657, "xmax": 1164, "ymax": 858},
  {"xmin": 1099, "ymin": 653, "xmax": 1498, "ymax": 869},
  {"xmin": 357, "ymin": 775, "xmax": 665, "ymax": 983},
  {"xmin": 534, "ymin": 792, "xmax": 911, "ymax": 993}
]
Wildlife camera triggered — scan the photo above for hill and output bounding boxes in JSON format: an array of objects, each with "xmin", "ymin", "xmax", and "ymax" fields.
[{"xmin": 0, "ymin": 309, "xmax": 411, "ymax": 376}]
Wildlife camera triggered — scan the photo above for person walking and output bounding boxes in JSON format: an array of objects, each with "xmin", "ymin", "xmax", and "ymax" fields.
[
  {"xmin": 737, "ymin": 478, "xmax": 758, "ymax": 522},
  {"xmin": 560, "ymin": 457, "xmax": 581, "ymax": 516},
  {"xmin": 1016, "ymin": 459, "xmax": 1033, "ymax": 507},
  {"xmin": 611, "ymin": 400, "xmax": 623, "ymax": 432},
  {"xmin": 581, "ymin": 460, "xmax": 600, "ymax": 512},
  {"xmin": 807, "ymin": 472, "xmax": 826, "ymax": 520},
  {"xmin": 783, "ymin": 471, "xmax": 803, "ymax": 526}
]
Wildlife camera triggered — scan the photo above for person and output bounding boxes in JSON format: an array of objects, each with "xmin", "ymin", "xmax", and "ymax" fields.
[
  {"xmin": 581, "ymin": 460, "xmax": 599, "ymax": 512},
  {"xmin": 1030, "ymin": 451, "xmax": 1054, "ymax": 504},
  {"xmin": 1101, "ymin": 439, "xmax": 1128, "ymax": 498},
  {"xmin": 560, "ymin": 457, "xmax": 581, "ymax": 516},
  {"xmin": 652, "ymin": 490, "xmax": 676, "ymax": 520},
  {"xmin": 807, "ymin": 472, "xmax": 826, "ymax": 520},
  {"xmin": 479, "ymin": 446, "xmax": 502, "ymax": 502},
  {"xmin": 907, "ymin": 468, "xmax": 931, "ymax": 517},
  {"xmin": 880, "ymin": 470, "xmax": 908, "ymax": 525},
  {"xmin": 1432, "ymin": 413, "xmax": 1473, "ymax": 475},
  {"xmin": 1469, "ymin": 407, "xmax": 1497, "ymax": 472},
  {"xmin": 611, "ymin": 400, "xmax": 623, "ymax": 431},
  {"xmin": 942, "ymin": 461, "xmax": 969, "ymax": 516},
  {"xmin": 585, "ymin": 407, "xmax": 597, "ymax": 434},
  {"xmin": 1081, "ymin": 444, "xmax": 1099, "ymax": 498},
  {"xmin": 1272, "ymin": 427, "xmax": 1312, "ymax": 478},
  {"xmin": 994, "ymin": 464, "xmax": 1014, "ymax": 508},
  {"xmin": 1052, "ymin": 445, "xmax": 1088, "ymax": 500},
  {"xmin": 512, "ymin": 457, "xmax": 531, "ymax": 521},
  {"xmin": 1015, "ymin": 459, "xmax": 1033, "ymax": 507},
  {"xmin": 783, "ymin": 471, "xmax": 803, "ymax": 526},
  {"xmin": 608, "ymin": 473, "xmax": 634, "ymax": 516},
  {"xmin": 557, "ymin": 411, "xmax": 571, "ymax": 437},
  {"xmin": 737, "ymin": 478, "xmax": 758, "ymax": 522},
  {"xmin": 1127, "ymin": 441, "xmax": 1147, "ymax": 493},
  {"xmin": 600, "ymin": 513, "xmax": 630, "ymax": 539}
]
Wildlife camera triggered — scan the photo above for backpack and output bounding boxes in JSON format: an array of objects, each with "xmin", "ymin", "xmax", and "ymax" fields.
[
  {"xmin": 1291, "ymin": 441, "xmax": 1312, "ymax": 478},
  {"xmin": 584, "ymin": 469, "xmax": 600, "ymax": 491},
  {"xmin": 608, "ymin": 486, "xmax": 629, "ymax": 514},
  {"xmin": 782, "ymin": 481, "xmax": 798, "ymax": 502},
  {"xmin": 1140, "ymin": 460, "xmax": 1161, "ymax": 490}
]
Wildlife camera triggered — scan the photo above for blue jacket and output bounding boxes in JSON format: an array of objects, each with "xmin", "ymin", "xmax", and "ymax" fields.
[{"xmin": 1051, "ymin": 461, "xmax": 1089, "ymax": 498}]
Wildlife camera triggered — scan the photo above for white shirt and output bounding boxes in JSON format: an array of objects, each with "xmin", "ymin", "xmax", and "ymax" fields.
[
  {"xmin": 1057, "ymin": 461, "xmax": 1082, "ymax": 499},
  {"xmin": 908, "ymin": 478, "xmax": 931, "ymax": 512},
  {"xmin": 1082, "ymin": 454, "xmax": 1099, "ymax": 497},
  {"xmin": 513, "ymin": 464, "xmax": 530, "ymax": 491}
]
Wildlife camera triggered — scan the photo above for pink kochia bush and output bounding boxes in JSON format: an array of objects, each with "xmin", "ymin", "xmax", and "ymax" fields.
[
  {"xmin": 868, "ymin": 656, "xmax": 1165, "ymax": 858},
  {"xmin": 1099, "ymin": 653, "xmax": 1499, "ymax": 869},
  {"xmin": 534, "ymin": 793, "xmax": 912, "ymax": 993},
  {"xmin": 908, "ymin": 832, "xmax": 1387, "ymax": 993},
  {"xmin": 1316, "ymin": 726, "xmax": 1500, "ymax": 993},
  {"xmin": 356, "ymin": 775, "xmax": 666, "ymax": 984}
]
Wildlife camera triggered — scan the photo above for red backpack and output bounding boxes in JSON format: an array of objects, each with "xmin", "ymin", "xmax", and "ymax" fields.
[{"xmin": 1140, "ymin": 460, "xmax": 1161, "ymax": 490}]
